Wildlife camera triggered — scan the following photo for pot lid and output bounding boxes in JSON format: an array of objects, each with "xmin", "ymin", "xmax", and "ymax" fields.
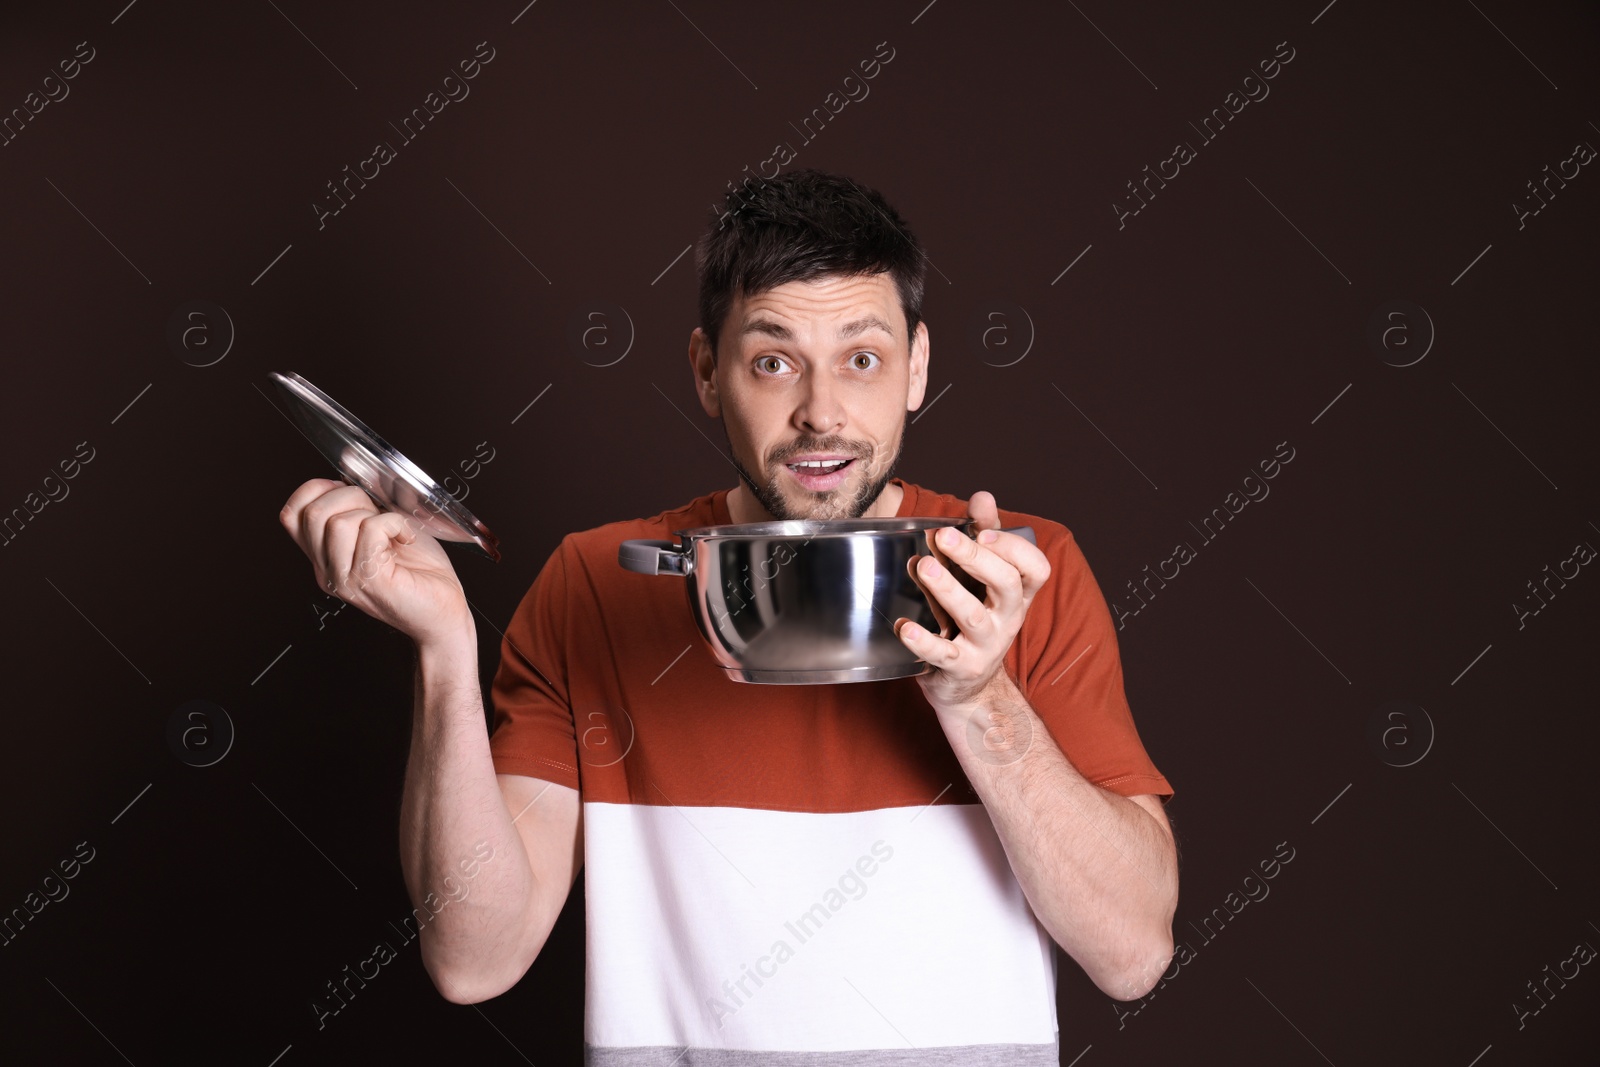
[{"xmin": 267, "ymin": 371, "xmax": 501, "ymax": 562}]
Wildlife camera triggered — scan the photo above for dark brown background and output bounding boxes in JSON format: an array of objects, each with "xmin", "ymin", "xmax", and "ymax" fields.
[{"xmin": 1, "ymin": 0, "xmax": 1595, "ymax": 1063}]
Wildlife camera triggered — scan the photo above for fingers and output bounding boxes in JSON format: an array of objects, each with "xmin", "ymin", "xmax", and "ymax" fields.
[
  {"xmin": 278, "ymin": 477, "xmax": 344, "ymax": 545},
  {"xmin": 940, "ymin": 524, "xmax": 1051, "ymax": 605},
  {"xmin": 336, "ymin": 510, "xmax": 421, "ymax": 593},
  {"xmin": 895, "ymin": 612, "xmax": 966, "ymax": 671},
  {"xmin": 908, "ymin": 536, "xmax": 955, "ymax": 638},
  {"xmin": 916, "ymin": 541, "xmax": 994, "ymax": 637},
  {"xmin": 279, "ymin": 479, "xmax": 380, "ymax": 590},
  {"xmin": 967, "ymin": 490, "xmax": 1000, "ymax": 532}
]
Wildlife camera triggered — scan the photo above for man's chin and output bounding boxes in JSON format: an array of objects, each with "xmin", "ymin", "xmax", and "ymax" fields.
[
  {"xmin": 782, "ymin": 493, "xmax": 855, "ymax": 521},
  {"xmin": 765, "ymin": 470, "xmax": 879, "ymax": 521}
]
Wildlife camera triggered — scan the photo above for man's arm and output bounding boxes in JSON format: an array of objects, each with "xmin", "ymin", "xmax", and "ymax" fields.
[
  {"xmin": 279, "ymin": 476, "xmax": 581, "ymax": 1004},
  {"xmin": 930, "ymin": 673, "xmax": 1176, "ymax": 1000},
  {"xmin": 894, "ymin": 493, "xmax": 1177, "ymax": 1000},
  {"xmin": 401, "ymin": 632, "xmax": 582, "ymax": 1005}
]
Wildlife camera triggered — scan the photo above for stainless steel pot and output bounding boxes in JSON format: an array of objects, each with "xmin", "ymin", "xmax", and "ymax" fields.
[{"xmin": 619, "ymin": 518, "xmax": 1037, "ymax": 684}]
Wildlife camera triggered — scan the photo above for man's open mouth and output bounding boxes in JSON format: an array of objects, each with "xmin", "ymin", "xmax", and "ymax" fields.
[{"xmin": 784, "ymin": 457, "xmax": 856, "ymax": 490}]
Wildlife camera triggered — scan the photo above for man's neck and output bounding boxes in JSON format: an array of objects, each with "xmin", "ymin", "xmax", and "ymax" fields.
[{"xmin": 726, "ymin": 480, "xmax": 903, "ymax": 524}]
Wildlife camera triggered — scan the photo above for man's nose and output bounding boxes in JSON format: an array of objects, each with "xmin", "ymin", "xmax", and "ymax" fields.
[{"xmin": 793, "ymin": 371, "xmax": 845, "ymax": 435}]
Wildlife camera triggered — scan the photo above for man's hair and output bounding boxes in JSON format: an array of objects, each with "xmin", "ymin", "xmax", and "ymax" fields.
[{"xmin": 694, "ymin": 168, "xmax": 927, "ymax": 360}]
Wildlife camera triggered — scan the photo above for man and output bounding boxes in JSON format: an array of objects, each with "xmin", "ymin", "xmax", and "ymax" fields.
[{"xmin": 280, "ymin": 169, "xmax": 1177, "ymax": 1064}]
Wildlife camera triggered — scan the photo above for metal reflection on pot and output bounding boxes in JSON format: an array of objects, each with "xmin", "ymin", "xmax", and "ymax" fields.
[{"xmin": 620, "ymin": 518, "xmax": 1036, "ymax": 685}]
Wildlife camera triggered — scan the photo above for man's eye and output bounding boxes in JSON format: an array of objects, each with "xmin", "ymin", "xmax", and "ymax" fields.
[
  {"xmin": 851, "ymin": 351, "xmax": 880, "ymax": 370},
  {"xmin": 757, "ymin": 356, "xmax": 790, "ymax": 374}
]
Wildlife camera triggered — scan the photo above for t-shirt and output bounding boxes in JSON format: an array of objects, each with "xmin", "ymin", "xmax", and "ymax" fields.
[{"xmin": 488, "ymin": 478, "xmax": 1171, "ymax": 1065}]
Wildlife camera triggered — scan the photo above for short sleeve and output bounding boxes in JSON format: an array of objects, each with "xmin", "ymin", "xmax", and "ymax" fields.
[
  {"xmin": 488, "ymin": 537, "xmax": 581, "ymax": 791},
  {"xmin": 1017, "ymin": 525, "xmax": 1172, "ymax": 802}
]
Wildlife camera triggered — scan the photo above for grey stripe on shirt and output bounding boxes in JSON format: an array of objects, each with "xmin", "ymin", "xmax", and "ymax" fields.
[{"xmin": 586, "ymin": 1038, "xmax": 1060, "ymax": 1066}]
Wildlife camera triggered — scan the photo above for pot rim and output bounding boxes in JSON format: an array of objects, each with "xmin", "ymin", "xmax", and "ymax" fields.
[{"xmin": 668, "ymin": 516, "xmax": 977, "ymax": 540}]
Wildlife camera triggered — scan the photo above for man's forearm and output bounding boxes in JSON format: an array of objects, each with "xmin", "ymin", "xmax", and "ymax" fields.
[
  {"xmin": 399, "ymin": 626, "xmax": 537, "ymax": 1002},
  {"xmin": 934, "ymin": 674, "xmax": 1178, "ymax": 1000}
]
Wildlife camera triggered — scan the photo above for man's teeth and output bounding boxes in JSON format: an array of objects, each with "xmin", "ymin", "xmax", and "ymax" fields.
[{"xmin": 790, "ymin": 459, "xmax": 850, "ymax": 469}]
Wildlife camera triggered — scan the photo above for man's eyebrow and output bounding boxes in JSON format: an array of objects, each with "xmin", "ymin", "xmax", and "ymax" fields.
[
  {"xmin": 737, "ymin": 315, "xmax": 898, "ymax": 341},
  {"xmin": 838, "ymin": 315, "xmax": 897, "ymax": 340}
]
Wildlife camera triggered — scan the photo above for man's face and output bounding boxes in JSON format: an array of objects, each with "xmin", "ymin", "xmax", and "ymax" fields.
[{"xmin": 690, "ymin": 272, "xmax": 929, "ymax": 521}]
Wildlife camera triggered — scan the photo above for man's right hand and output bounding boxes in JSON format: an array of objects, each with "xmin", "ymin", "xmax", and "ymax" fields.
[{"xmin": 279, "ymin": 477, "xmax": 471, "ymax": 647}]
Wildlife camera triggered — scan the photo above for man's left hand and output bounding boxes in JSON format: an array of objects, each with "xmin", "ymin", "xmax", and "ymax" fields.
[{"xmin": 894, "ymin": 490, "xmax": 1052, "ymax": 713}]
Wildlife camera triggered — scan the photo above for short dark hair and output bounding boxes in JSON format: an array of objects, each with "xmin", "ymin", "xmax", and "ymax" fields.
[{"xmin": 694, "ymin": 169, "xmax": 927, "ymax": 359}]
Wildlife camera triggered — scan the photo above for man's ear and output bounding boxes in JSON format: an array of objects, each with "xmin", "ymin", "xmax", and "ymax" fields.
[
  {"xmin": 689, "ymin": 327, "xmax": 721, "ymax": 417},
  {"xmin": 906, "ymin": 319, "xmax": 930, "ymax": 412}
]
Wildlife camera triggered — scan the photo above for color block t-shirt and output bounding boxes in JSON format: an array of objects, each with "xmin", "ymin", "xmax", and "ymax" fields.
[{"xmin": 488, "ymin": 478, "xmax": 1171, "ymax": 1065}]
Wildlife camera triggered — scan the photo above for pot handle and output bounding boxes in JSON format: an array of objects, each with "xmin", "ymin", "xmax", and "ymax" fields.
[
  {"xmin": 999, "ymin": 525, "xmax": 1037, "ymax": 545},
  {"xmin": 619, "ymin": 539, "xmax": 693, "ymax": 576}
]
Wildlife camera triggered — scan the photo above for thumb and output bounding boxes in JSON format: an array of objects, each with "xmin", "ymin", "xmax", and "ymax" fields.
[{"xmin": 968, "ymin": 490, "xmax": 1000, "ymax": 531}]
